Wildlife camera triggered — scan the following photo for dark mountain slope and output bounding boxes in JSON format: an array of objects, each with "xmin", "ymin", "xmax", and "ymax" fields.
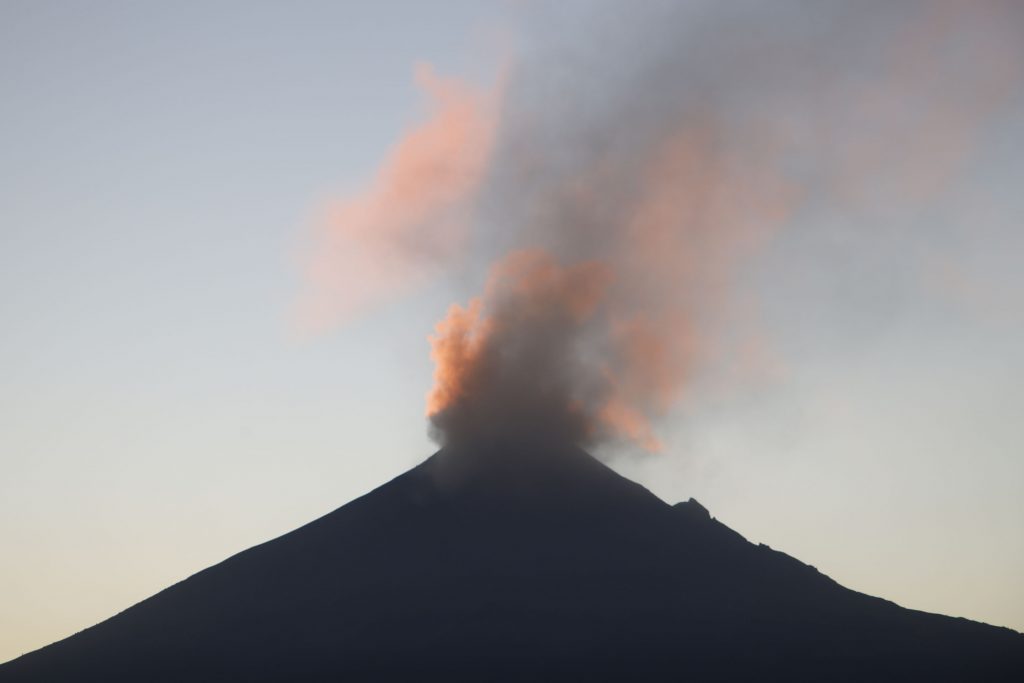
[{"xmin": 3, "ymin": 447, "xmax": 1022, "ymax": 681}]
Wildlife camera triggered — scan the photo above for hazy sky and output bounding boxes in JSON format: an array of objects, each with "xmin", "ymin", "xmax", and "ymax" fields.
[{"xmin": 2, "ymin": 0, "xmax": 1022, "ymax": 663}]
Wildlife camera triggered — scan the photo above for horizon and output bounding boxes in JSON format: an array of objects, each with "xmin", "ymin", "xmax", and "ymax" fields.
[{"xmin": 2, "ymin": 0, "xmax": 1023, "ymax": 665}]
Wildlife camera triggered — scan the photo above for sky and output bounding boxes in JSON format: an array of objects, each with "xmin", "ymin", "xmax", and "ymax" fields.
[{"xmin": 2, "ymin": 0, "xmax": 1023, "ymax": 663}]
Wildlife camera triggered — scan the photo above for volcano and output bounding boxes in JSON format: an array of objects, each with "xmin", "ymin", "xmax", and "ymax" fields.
[{"xmin": 2, "ymin": 446, "xmax": 1021, "ymax": 681}]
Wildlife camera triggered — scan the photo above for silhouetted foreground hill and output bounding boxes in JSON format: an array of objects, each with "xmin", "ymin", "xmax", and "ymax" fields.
[{"xmin": 3, "ymin": 447, "xmax": 1022, "ymax": 681}]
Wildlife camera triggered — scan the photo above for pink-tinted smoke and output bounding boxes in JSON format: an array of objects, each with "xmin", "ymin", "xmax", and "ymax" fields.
[
  {"xmin": 299, "ymin": 1, "xmax": 1023, "ymax": 455},
  {"xmin": 295, "ymin": 64, "xmax": 500, "ymax": 334}
]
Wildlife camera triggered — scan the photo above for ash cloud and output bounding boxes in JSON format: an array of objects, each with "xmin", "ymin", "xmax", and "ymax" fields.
[{"xmin": 301, "ymin": 1, "xmax": 1024, "ymax": 454}]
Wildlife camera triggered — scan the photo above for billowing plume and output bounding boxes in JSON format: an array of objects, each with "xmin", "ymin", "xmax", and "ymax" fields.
[
  {"xmin": 300, "ymin": 1, "xmax": 1024, "ymax": 453},
  {"xmin": 427, "ymin": 249, "xmax": 613, "ymax": 450},
  {"xmin": 426, "ymin": 117, "xmax": 796, "ymax": 452}
]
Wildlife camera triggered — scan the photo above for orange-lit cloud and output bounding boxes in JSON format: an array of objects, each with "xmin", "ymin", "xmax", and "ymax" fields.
[
  {"xmin": 296, "ymin": 64, "xmax": 500, "ymax": 334},
  {"xmin": 427, "ymin": 249, "xmax": 613, "ymax": 449},
  {"xmin": 299, "ymin": 1, "xmax": 1022, "ymax": 455},
  {"xmin": 418, "ymin": 0, "xmax": 1021, "ymax": 454},
  {"xmin": 425, "ymin": 117, "xmax": 798, "ymax": 453}
]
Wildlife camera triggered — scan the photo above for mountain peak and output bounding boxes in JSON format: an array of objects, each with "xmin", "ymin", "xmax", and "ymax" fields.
[
  {"xmin": 3, "ymin": 451, "xmax": 1021, "ymax": 681},
  {"xmin": 425, "ymin": 444, "xmax": 666, "ymax": 510}
]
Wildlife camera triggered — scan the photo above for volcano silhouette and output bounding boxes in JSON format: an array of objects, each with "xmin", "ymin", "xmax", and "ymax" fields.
[{"xmin": 2, "ymin": 446, "xmax": 1022, "ymax": 681}]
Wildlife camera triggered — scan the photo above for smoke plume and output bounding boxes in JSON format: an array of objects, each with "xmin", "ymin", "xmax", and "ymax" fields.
[
  {"xmin": 296, "ymin": 63, "xmax": 500, "ymax": 334},
  {"xmin": 301, "ymin": 1, "xmax": 1023, "ymax": 453}
]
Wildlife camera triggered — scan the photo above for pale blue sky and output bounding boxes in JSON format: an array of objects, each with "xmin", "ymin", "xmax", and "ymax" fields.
[{"xmin": 2, "ymin": 0, "xmax": 1022, "ymax": 663}]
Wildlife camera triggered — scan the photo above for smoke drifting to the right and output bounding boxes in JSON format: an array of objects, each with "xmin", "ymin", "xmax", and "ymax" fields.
[
  {"xmin": 301, "ymin": 1, "xmax": 1023, "ymax": 455},
  {"xmin": 425, "ymin": 118, "xmax": 794, "ymax": 453}
]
